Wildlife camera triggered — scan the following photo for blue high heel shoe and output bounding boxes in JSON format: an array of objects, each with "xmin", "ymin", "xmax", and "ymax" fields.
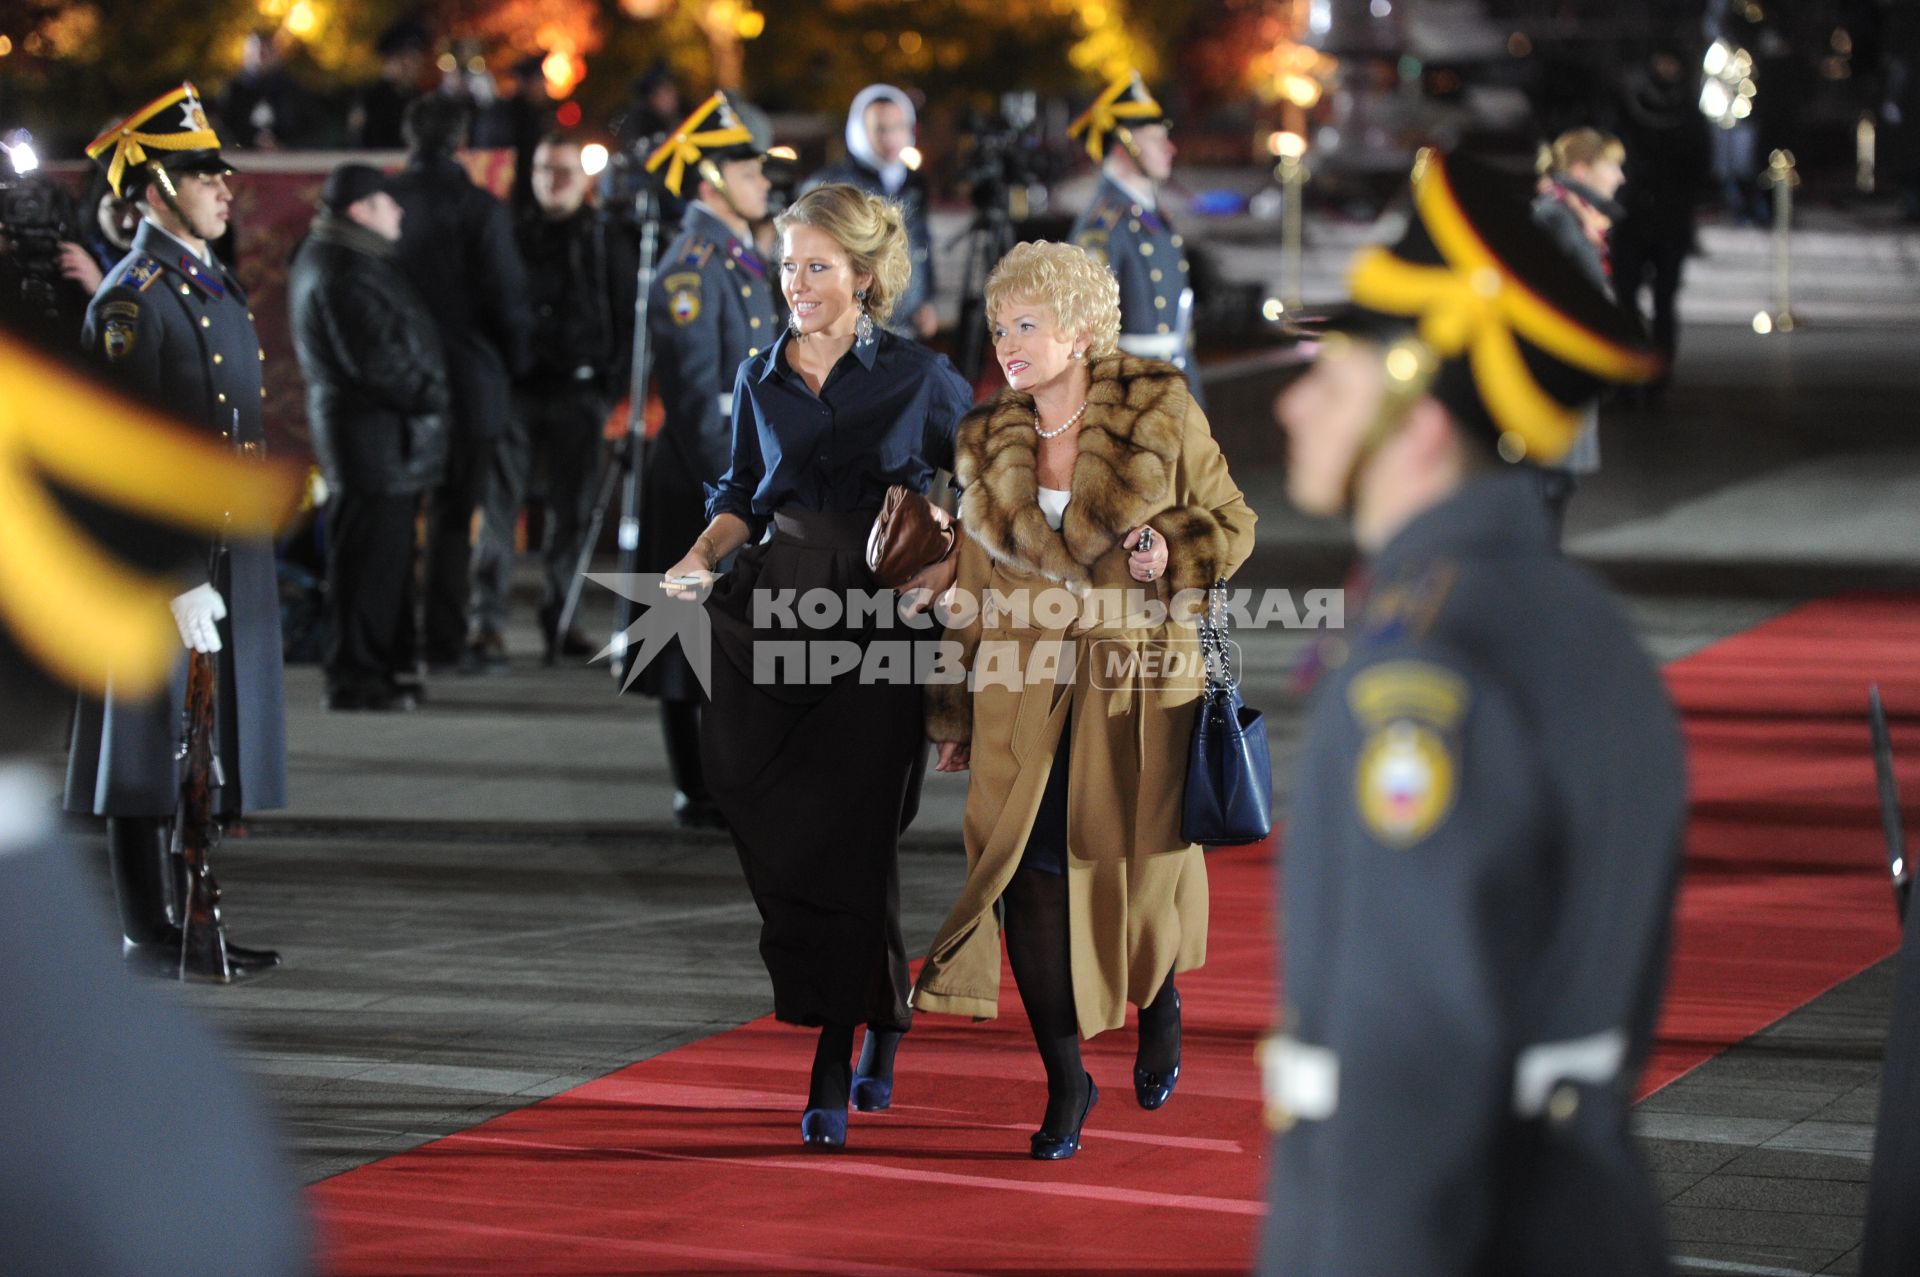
[
  {"xmin": 849, "ymin": 1075, "xmax": 892, "ymax": 1112},
  {"xmin": 1134, "ymin": 989, "xmax": 1181, "ymax": 1111},
  {"xmin": 800, "ymin": 1107, "xmax": 846, "ymax": 1151},
  {"xmin": 850, "ymin": 1027, "xmax": 902, "ymax": 1112},
  {"xmin": 1029, "ymin": 1075, "xmax": 1098, "ymax": 1160}
]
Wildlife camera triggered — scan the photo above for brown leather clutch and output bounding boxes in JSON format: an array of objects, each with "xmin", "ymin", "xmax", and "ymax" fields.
[{"xmin": 866, "ymin": 485, "xmax": 957, "ymax": 588}]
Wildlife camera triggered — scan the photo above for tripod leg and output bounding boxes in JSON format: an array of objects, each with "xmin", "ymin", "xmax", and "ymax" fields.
[{"xmin": 552, "ymin": 441, "xmax": 624, "ymax": 657}]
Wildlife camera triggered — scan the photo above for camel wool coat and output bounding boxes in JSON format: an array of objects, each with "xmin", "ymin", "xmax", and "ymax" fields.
[{"xmin": 911, "ymin": 355, "xmax": 1257, "ymax": 1039}]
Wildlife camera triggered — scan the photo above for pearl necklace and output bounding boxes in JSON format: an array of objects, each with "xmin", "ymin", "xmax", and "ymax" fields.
[{"xmin": 1035, "ymin": 400, "xmax": 1089, "ymax": 440}]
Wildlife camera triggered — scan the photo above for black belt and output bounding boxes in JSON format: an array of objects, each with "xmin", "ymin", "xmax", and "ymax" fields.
[{"xmin": 771, "ymin": 508, "xmax": 877, "ymax": 549}]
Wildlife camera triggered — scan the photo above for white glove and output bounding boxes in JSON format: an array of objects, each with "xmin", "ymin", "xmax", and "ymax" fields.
[{"xmin": 170, "ymin": 583, "xmax": 227, "ymax": 653}]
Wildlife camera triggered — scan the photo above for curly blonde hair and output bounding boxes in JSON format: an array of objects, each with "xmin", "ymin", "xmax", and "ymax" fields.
[
  {"xmin": 982, "ymin": 241, "xmax": 1121, "ymax": 358},
  {"xmin": 776, "ymin": 184, "xmax": 912, "ymax": 323},
  {"xmin": 1550, "ymin": 127, "xmax": 1624, "ymax": 172}
]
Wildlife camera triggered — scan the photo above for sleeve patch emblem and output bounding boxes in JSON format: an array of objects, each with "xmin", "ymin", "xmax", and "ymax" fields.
[
  {"xmin": 102, "ymin": 317, "xmax": 137, "ymax": 361},
  {"xmin": 670, "ymin": 288, "xmax": 702, "ymax": 326},
  {"xmin": 1356, "ymin": 721, "xmax": 1456, "ymax": 847}
]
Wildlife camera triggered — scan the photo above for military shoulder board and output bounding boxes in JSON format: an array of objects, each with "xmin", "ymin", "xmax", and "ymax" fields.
[
  {"xmin": 122, "ymin": 255, "xmax": 164, "ymax": 293},
  {"xmin": 679, "ymin": 240, "xmax": 717, "ymax": 270}
]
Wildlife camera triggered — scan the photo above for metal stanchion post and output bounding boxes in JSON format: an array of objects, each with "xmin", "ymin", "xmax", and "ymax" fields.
[
  {"xmin": 1754, "ymin": 148, "xmax": 1798, "ymax": 335},
  {"xmin": 1274, "ymin": 132, "xmax": 1308, "ymax": 313},
  {"xmin": 1858, "ymin": 113, "xmax": 1877, "ymax": 195}
]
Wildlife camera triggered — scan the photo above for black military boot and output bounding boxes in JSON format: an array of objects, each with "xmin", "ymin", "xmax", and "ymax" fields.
[
  {"xmin": 106, "ymin": 815, "xmax": 171, "ymax": 956},
  {"xmin": 112, "ymin": 818, "xmax": 281, "ymax": 981},
  {"xmin": 662, "ymin": 702, "xmax": 725, "ymax": 829}
]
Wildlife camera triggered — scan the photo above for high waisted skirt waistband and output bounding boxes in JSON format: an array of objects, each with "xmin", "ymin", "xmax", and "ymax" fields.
[{"xmin": 771, "ymin": 508, "xmax": 879, "ymax": 549}]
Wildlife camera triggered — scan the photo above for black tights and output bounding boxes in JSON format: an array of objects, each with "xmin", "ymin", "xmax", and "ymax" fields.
[
  {"xmin": 1138, "ymin": 968, "xmax": 1180, "ymax": 1075},
  {"xmin": 1004, "ymin": 866, "xmax": 1182, "ymax": 1129},
  {"xmin": 808, "ymin": 1023, "xmax": 854, "ymax": 1112},
  {"xmin": 1003, "ymin": 867, "xmax": 1090, "ymax": 1134},
  {"xmin": 808, "ymin": 1022, "xmax": 905, "ymax": 1111}
]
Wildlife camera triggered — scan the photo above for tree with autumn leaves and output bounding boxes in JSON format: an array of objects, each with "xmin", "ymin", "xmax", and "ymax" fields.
[{"xmin": 0, "ymin": 0, "xmax": 1252, "ymax": 153}]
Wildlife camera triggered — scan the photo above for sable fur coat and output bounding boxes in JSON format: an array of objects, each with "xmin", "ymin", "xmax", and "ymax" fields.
[{"xmin": 910, "ymin": 355, "xmax": 1257, "ymax": 1038}]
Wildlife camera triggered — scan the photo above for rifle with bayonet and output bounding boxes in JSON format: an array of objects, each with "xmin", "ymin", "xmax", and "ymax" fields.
[
  {"xmin": 170, "ymin": 410, "xmax": 248, "ymax": 982},
  {"xmin": 1871, "ymin": 683, "xmax": 1911, "ymax": 922}
]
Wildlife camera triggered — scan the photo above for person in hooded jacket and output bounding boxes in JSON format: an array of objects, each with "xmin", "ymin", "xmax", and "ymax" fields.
[{"xmin": 804, "ymin": 84, "xmax": 938, "ymax": 341}]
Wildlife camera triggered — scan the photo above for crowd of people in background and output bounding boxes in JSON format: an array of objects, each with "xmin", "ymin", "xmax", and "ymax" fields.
[
  {"xmin": 8, "ymin": 11, "xmax": 1906, "ymax": 751},
  {"xmin": 10, "ymin": 7, "xmax": 1914, "ymax": 1267}
]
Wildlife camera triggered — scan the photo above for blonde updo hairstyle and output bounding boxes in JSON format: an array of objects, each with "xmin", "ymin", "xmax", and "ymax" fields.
[
  {"xmin": 775, "ymin": 183, "xmax": 912, "ymax": 323},
  {"xmin": 983, "ymin": 241, "xmax": 1122, "ymax": 360}
]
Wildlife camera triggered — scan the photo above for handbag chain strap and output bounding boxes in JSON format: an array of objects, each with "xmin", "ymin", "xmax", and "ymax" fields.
[{"xmin": 1199, "ymin": 577, "xmax": 1236, "ymax": 698}]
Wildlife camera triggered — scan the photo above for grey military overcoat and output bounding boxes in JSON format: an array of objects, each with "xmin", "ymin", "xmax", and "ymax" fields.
[{"xmin": 65, "ymin": 219, "xmax": 288, "ymax": 818}]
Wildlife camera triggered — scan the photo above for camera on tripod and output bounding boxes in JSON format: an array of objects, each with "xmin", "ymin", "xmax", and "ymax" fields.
[
  {"xmin": 950, "ymin": 95, "xmax": 1065, "ymax": 380},
  {"xmin": 0, "ymin": 130, "xmax": 76, "ymax": 325},
  {"xmin": 956, "ymin": 93, "xmax": 1057, "ymax": 218},
  {"xmin": 595, "ymin": 131, "xmax": 669, "ymax": 226}
]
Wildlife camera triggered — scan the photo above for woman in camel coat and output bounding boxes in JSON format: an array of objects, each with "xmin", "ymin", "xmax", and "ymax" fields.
[{"xmin": 913, "ymin": 241, "xmax": 1256, "ymax": 1158}]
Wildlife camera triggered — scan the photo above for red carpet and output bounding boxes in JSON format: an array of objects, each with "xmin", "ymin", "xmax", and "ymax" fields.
[
  {"xmin": 312, "ymin": 594, "xmax": 1920, "ymax": 1275},
  {"xmin": 1643, "ymin": 593, "xmax": 1919, "ymax": 1092}
]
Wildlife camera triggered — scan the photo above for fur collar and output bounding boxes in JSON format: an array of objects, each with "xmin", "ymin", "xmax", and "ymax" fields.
[{"xmin": 956, "ymin": 355, "xmax": 1190, "ymax": 587}]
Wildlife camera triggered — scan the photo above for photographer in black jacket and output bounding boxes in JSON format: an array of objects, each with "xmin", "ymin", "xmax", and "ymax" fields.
[
  {"xmin": 290, "ymin": 164, "xmax": 450, "ymax": 710},
  {"xmin": 471, "ymin": 130, "xmax": 635, "ymax": 665}
]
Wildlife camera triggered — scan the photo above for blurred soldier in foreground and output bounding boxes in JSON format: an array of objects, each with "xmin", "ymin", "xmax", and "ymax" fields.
[
  {"xmin": 1068, "ymin": 71, "xmax": 1204, "ymax": 408},
  {"xmin": 70, "ymin": 84, "xmax": 287, "ymax": 977},
  {"xmin": 636, "ymin": 93, "xmax": 777, "ymax": 827},
  {"xmin": 805, "ymin": 84, "xmax": 938, "ymax": 340},
  {"xmin": 0, "ymin": 330, "xmax": 310, "ymax": 1275},
  {"xmin": 1262, "ymin": 151, "xmax": 1682, "ymax": 1275}
]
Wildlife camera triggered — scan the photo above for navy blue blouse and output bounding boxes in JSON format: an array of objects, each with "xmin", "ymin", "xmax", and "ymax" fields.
[{"xmin": 705, "ymin": 327, "xmax": 973, "ymax": 535}]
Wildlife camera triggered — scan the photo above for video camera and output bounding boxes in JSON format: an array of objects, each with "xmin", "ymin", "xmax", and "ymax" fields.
[
  {"xmin": 955, "ymin": 93, "xmax": 1058, "ymax": 216},
  {"xmin": 595, "ymin": 131, "xmax": 669, "ymax": 225},
  {"xmin": 0, "ymin": 132, "xmax": 77, "ymax": 326}
]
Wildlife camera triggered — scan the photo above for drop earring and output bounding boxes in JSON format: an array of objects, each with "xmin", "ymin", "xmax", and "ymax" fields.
[
  {"xmin": 854, "ymin": 289, "xmax": 876, "ymax": 345},
  {"xmin": 789, "ymin": 310, "xmax": 803, "ymax": 337}
]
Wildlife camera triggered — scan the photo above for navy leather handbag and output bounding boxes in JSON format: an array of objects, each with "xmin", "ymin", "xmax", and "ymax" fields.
[{"xmin": 1181, "ymin": 581, "xmax": 1274, "ymax": 846}]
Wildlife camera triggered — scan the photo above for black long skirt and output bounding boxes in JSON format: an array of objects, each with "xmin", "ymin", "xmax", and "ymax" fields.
[{"xmin": 700, "ymin": 508, "xmax": 929, "ymax": 1030}]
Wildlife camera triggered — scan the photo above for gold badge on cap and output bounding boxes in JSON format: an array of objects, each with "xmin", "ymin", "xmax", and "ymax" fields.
[
  {"xmin": 645, "ymin": 92, "xmax": 754, "ymax": 197},
  {"xmin": 85, "ymin": 82, "xmax": 224, "ymax": 198},
  {"xmin": 1067, "ymin": 72, "xmax": 1165, "ymax": 162}
]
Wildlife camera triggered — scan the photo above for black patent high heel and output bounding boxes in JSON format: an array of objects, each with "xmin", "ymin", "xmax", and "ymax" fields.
[
  {"xmin": 1030, "ymin": 1074, "xmax": 1098, "ymax": 1160},
  {"xmin": 1134, "ymin": 988, "xmax": 1181, "ymax": 1110}
]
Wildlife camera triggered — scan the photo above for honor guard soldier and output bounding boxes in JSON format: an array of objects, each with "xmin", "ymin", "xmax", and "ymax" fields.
[
  {"xmin": 1068, "ymin": 72, "xmax": 1203, "ymax": 408},
  {"xmin": 637, "ymin": 93, "xmax": 779, "ymax": 827},
  {"xmin": 1261, "ymin": 152, "xmax": 1682, "ymax": 1276},
  {"xmin": 0, "ymin": 330, "xmax": 311, "ymax": 1275},
  {"xmin": 69, "ymin": 84, "xmax": 288, "ymax": 979}
]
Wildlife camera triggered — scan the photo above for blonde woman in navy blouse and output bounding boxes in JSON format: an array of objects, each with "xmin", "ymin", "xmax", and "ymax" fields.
[{"xmin": 666, "ymin": 184, "xmax": 972, "ymax": 1150}]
